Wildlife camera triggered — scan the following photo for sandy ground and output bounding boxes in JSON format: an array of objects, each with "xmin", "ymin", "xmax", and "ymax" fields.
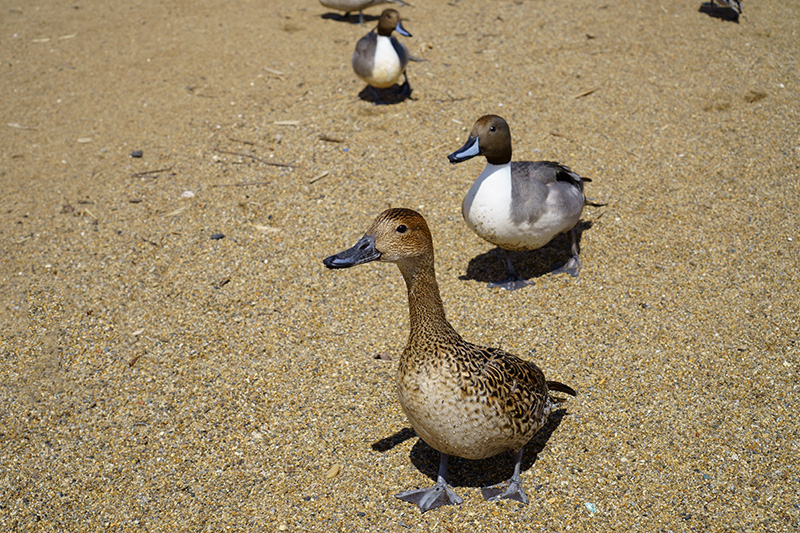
[{"xmin": 1, "ymin": 0, "xmax": 799, "ymax": 530}]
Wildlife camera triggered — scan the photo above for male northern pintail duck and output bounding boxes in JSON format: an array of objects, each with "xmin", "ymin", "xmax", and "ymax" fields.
[
  {"xmin": 448, "ymin": 114, "xmax": 594, "ymax": 291},
  {"xmin": 352, "ymin": 9, "xmax": 412, "ymax": 104},
  {"xmin": 320, "ymin": 0, "xmax": 409, "ymax": 24},
  {"xmin": 324, "ymin": 208, "xmax": 576, "ymax": 512}
]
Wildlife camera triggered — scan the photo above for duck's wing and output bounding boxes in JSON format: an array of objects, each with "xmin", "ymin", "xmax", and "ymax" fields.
[
  {"xmin": 512, "ymin": 161, "xmax": 584, "ymax": 192},
  {"xmin": 352, "ymin": 32, "xmax": 377, "ymax": 78},
  {"xmin": 509, "ymin": 161, "xmax": 586, "ymax": 227},
  {"xmin": 390, "ymin": 36, "xmax": 409, "ymax": 68},
  {"xmin": 466, "ymin": 345, "xmax": 549, "ymax": 421}
]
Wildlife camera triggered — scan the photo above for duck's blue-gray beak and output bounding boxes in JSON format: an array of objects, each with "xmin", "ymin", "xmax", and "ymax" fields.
[
  {"xmin": 395, "ymin": 21, "xmax": 411, "ymax": 37},
  {"xmin": 447, "ymin": 135, "xmax": 480, "ymax": 164},
  {"xmin": 323, "ymin": 234, "xmax": 381, "ymax": 269}
]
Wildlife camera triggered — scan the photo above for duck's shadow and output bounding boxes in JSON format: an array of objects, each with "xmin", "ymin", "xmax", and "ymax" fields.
[
  {"xmin": 321, "ymin": 12, "xmax": 380, "ymax": 24},
  {"xmin": 460, "ymin": 220, "xmax": 593, "ymax": 284},
  {"xmin": 698, "ymin": 2, "xmax": 740, "ymax": 22},
  {"xmin": 372, "ymin": 410, "xmax": 568, "ymax": 488},
  {"xmin": 357, "ymin": 85, "xmax": 413, "ymax": 105}
]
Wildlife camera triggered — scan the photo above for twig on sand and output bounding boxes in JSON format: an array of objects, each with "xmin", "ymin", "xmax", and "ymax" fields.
[
  {"xmin": 574, "ymin": 87, "xmax": 598, "ymax": 99},
  {"xmin": 131, "ymin": 166, "xmax": 174, "ymax": 178},
  {"xmin": 550, "ymin": 131, "xmax": 575, "ymax": 142},
  {"xmin": 227, "ymin": 136, "xmax": 255, "ymax": 146},
  {"xmin": 309, "ymin": 171, "xmax": 329, "ymax": 184},
  {"xmin": 213, "ymin": 148, "xmax": 294, "ymax": 168},
  {"xmin": 211, "ymin": 181, "xmax": 272, "ymax": 188}
]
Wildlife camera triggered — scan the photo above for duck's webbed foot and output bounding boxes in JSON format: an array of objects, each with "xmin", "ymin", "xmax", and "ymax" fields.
[
  {"xmin": 480, "ymin": 478, "xmax": 529, "ymax": 504},
  {"xmin": 551, "ymin": 228, "xmax": 581, "ymax": 277},
  {"xmin": 396, "ymin": 481, "xmax": 464, "ymax": 512},
  {"xmin": 396, "ymin": 453, "xmax": 463, "ymax": 512},
  {"xmin": 488, "ymin": 250, "xmax": 531, "ymax": 290},
  {"xmin": 487, "ymin": 276, "xmax": 532, "ymax": 291},
  {"xmin": 551, "ymin": 255, "xmax": 581, "ymax": 278},
  {"xmin": 481, "ymin": 449, "xmax": 530, "ymax": 504}
]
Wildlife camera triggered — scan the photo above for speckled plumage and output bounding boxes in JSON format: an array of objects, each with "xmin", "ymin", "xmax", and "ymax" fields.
[{"xmin": 324, "ymin": 208, "xmax": 575, "ymax": 512}]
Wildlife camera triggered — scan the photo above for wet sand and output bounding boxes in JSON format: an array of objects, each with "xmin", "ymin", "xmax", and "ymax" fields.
[{"xmin": 1, "ymin": 0, "xmax": 799, "ymax": 530}]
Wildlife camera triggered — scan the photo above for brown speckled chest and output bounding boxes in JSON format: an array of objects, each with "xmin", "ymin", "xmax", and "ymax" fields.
[{"xmin": 396, "ymin": 339, "xmax": 549, "ymax": 460}]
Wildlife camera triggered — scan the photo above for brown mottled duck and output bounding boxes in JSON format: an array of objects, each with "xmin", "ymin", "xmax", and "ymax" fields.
[{"xmin": 323, "ymin": 208, "xmax": 576, "ymax": 512}]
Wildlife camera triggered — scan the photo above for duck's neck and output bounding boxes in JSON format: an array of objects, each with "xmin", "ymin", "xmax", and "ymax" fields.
[{"xmin": 398, "ymin": 257, "xmax": 462, "ymax": 350}]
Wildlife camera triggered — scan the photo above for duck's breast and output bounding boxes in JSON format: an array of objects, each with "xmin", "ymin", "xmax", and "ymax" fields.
[
  {"xmin": 396, "ymin": 347, "xmax": 546, "ymax": 459},
  {"xmin": 462, "ymin": 162, "xmax": 584, "ymax": 251},
  {"xmin": 355, "ymin": 35, "xmax": 403, "ymax": 87},
  {"xmin": 462, "ymin": 163, "xmax": 533, "ymax": 250}
]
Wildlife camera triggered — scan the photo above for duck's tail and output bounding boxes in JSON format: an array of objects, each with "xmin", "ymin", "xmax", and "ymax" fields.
[{"xmin": 547, "ymin": 380, "xmax": 577, "ymax": 398}]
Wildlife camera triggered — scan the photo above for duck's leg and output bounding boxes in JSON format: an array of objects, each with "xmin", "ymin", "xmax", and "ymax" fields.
[
  {"xmin": 370, "ymin": 86, "xmax": 389, "ymax": 106},
  {"xmin": 396, "ymin": 453, "xmax": 463, "ymax": 512},
  {"xmin": 358, "ymin": 10, "xmax": 365, "ymax": 24},
  {"xmin": 551, "ymin": 228, "xmax": 581, "ymax": 277},
  {"xmin": 396, "ymin": 71, "xmax": 411, "ymax": 98},
  {"xmin": 488, "ymin": 250, "xmax": 531, "ymax": 290},
  {"xmin": 481, "ymin": 449, "xmax": 529, "ymax": 504}
]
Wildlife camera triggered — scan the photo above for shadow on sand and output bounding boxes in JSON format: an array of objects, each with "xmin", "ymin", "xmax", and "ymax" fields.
[
  {"xmin": 460, "ymin": 220, "xmax": 594, "ymax": 285},
  {"xmin": 371, "ymin": 410, "xmax": 570, "ymax": 490}
]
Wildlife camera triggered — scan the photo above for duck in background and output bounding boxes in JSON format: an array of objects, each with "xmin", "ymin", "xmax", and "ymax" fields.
[
  {"xmin": 320, "ymin": 0, "xmax": 409, "ymax": 24},
  {"xmin": 701, "ymin": 0, "xmax": 742, "ymax": 22},
  {"xmin": 449, "ymin": 114, "xmax": 599, "ymax": 290},
  {"xmin": 352, "ymin": 9, "xmax": 412, "ymax": 104},
  {"xmin": 324, "ymin": 208, "xmax": 576, "ymax": 512}
]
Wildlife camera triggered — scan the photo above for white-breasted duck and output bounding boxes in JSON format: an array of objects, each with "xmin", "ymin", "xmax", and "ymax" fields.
[
  {"xmin": 352, "ymin": 9, "xmax": 412, "ymax": 104},
  {"xmin": 320, "ymin": 0, "xmax": 409, "ymax": 24},
  {"xmin": 448, "ymin": 114, "xmax": 595, "ymax": 290},
  {"xmin": 324, "ymin": 208, "xmax": 576, "ymax": 512}
]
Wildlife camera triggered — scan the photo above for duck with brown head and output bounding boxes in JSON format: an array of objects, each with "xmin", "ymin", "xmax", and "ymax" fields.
[
  {"xmin": 324, "ymin": 208, "xmax": 576, "ymax": 512},
  {"xmin": 448, "ymin": 115, "xmax": 595, "ymax": 290},
  {"xmin": 319, "ymin": 0, "xmax": 409, "ymax": 25},
  {"xmin": 351, "ymin": 9, "xmax": 413, "ymax": 105}
]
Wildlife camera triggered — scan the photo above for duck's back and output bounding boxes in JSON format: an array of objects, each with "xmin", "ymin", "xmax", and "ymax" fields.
[{"xmin": 397, "ymin": 341, "xmax": 550, "ymax": 460}]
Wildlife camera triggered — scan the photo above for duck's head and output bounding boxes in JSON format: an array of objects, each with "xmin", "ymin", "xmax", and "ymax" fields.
[
  {"xmin": 376, "ymin": 9, "xmax": 411, "ymax": 38},
  {"xmin": 323, "ymin": 208, "xmax": 432, "ymax": 269},
  {"xmin": 447, "ymin": 114, "xmax": 512, "ymax": 166}
]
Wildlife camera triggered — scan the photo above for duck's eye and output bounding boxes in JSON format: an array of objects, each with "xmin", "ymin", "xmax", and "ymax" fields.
[
  {"xmin": 489, "ymin": 126, "xmax": 496, "ymax": 132},
  {"xmin": 396, "ymin": 224, "xmax": 407, "ymax": 234}
]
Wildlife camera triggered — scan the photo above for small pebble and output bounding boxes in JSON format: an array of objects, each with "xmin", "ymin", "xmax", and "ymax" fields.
[
  {"xmin": 210, "ymin": 233, "xmax": 225, "ymax": 240},
  {"xmin": 130, "ymin": 150, "xmax": 143, "ymax": 158},
  {"xmin": 325, "ymin": 464, "xmax": 341, "ymax": 479},
  {"xmin": 585, "ymin": 502, "xmax": 597, "ymax": 514},
  {"xmin": 180, "ymin": 190, "xmax": 195, "ymax": 198}
]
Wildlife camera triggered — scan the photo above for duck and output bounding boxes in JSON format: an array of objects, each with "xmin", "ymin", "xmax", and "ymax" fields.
[
  {"xmin": 351, "ymin": 9, "xmax": 412, "ymax": 104},
  {"xmin": 706, "ymin": 0, "xmax": 742, "ymax": 18},
  {"xmin": 323, "ymin": 208, "xmax": 576, "ymax": 512},
  {"xmin": 448, "ymin": 115, "xmax": 594, "ymax": 291},
  {"xmin": 320, "ymin": 0, "xmax": 409, "ymax": 24}
]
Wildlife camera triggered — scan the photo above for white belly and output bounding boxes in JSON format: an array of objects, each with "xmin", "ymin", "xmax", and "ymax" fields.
[
  {"xmin": 462, "ymin": 163, "xmax": 580, "ymax": 251},
  {"xmin": 364, "ymin": 37, "xmax": 402, "ymax": 88}
]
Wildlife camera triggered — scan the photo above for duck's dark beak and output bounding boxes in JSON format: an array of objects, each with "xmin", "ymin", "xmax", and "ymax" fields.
[
  {"xmin": 323, "ymin": 234, "xmax": 381, "ymax": 269},
  {"xmin": 447, "ymin": 135, "xmax": 480, "ymax": 164}
]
